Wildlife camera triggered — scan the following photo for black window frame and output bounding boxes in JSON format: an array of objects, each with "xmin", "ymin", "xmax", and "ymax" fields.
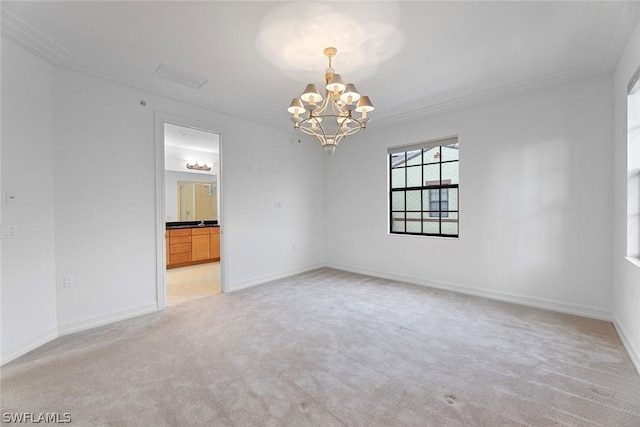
[{"xmin": 389, "ymin": 144, "xmax": 459, "ymax": 238}]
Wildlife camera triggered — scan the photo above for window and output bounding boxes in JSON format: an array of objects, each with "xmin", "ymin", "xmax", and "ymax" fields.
[{"xmin": 389, "ymin": 137, "xmax": 459, "ymax": 237}]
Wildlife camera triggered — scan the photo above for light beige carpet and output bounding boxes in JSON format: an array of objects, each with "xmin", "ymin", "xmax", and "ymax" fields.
[
  {"xmin": 166, "ymin": 262, "xmax": 221, "ymax": 306},
  {"xmin": 2, "ymin": 268, "xmax": 639, "ymax": 426}
]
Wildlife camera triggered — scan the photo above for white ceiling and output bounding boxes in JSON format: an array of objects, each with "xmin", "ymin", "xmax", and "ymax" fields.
[
  {"xmin": 164, "ymin": 123, "xmax": 219, "ymax": 153},
  {"xmin": 3, "ymin": 1, "xmax": 639, "ymax": 130}
]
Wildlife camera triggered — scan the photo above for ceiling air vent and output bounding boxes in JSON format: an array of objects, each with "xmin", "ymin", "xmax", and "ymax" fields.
[{"xmin": 154, "ymin": 63, "xmax": 208, "ymax": 89}]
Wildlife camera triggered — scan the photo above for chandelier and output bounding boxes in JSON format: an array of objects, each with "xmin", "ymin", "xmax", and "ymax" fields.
[{"xmin": 287, "ymin": 47, "xmax": 374, "ymax": 155}]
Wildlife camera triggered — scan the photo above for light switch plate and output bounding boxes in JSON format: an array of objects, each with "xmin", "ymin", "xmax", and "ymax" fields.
[
  {"xmin": 63, "ymin": 275, "xmax": 75, "ymax": 288},
  {"xmin": 6, "ymin": 191, "xmax": 15, "ymax": 205}
]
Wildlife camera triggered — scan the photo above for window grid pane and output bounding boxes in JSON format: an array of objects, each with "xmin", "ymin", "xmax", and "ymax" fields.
[
  {"xmin": 423, "ymin": 147, "xmax": 440, "ymax": 164},
  {"xmin": 406, "ymin": 190, "xmax": 421, "ymax": 211},
  {"xmin": 441, "ymin": 144, "xmax": 459, "ymax": 162},
  {"xmin": 392, "ymin": 212, "xmax": 406, "ymax": 232},
  {"xmin": 391, "ymin": 168, "xmax": 405, "ymax": 189},
  {"xmin": 406, "ymin": 166, "xmax": 422, "ymax": 187},
  {"xmin": 391, "ymin": 191, "xmax": 405, "ymax": 210},
  {"xmin": 406, "ymin": 212, "xmax": 421, "ymax": 233},
  {"xmin": 406, "ymin": 150, "xmax": 422, "ymax": 166}
]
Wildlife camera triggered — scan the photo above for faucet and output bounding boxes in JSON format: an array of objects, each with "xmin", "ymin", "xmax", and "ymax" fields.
[{"xmin": 198, "ymin": 220, "xmax": 205, "ymax": 227}]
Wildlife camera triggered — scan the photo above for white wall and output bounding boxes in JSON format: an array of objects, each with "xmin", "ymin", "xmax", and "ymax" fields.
[
  {"xmin": 627, "ymin": 87, "xmax": 640, "ymax": 258},
  {"xmin": 325, "ymin": 75, "xmax": 614, "ymax": 319},
  {"xmin": 52, "ymin": 66, "xmax": 325, "ymax": 330},
  {"xmin": 1, "ymin": 40, "xmax": 58, "ymax": 363},
  {"xmin": 613, "ymin": 20, "xmax": 640, "ymax": 373}
]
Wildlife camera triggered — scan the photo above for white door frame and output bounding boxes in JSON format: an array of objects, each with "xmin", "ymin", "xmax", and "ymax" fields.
[{"xmin": 154, "ymin": 111, "xmax": 227, "ymax": 310}]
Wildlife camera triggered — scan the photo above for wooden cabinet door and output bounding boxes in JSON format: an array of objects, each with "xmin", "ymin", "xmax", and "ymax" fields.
[
  {"xmin": 170, "ymin": 252, "xmax": 191, "ymax": 264},
  {"xmin": 192, "ymin": 234, "xmax": 210, "ymax": 261},
  {"xmin": 209, "ymin": 232, "xmax": 220, "ymax": 260}
]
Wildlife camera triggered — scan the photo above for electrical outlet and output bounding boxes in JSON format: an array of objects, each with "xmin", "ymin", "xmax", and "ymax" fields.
[
  {"xmin": 1, "ymin": 225, "xmax": 17, "ymax": 239},
  {"xmin": 63, "ymin": 275, "xmax": 75, "ymax": 288}
]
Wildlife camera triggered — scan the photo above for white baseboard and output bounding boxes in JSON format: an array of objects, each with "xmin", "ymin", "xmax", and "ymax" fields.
[
  {"xmin": 613, "ymin": 318, "xmax": 640, "ymax": 375},
  {"xmin": 326, "ymin": 262, "xmax": 612, "ymax": 321},
  {"xmin": 57, "ymin": 303, "xmax": 159, "ymax": 336},
  {"xmin": 1, "ymin": 327, "xmax": 58, "ymax": 366},
  {"xmin": 226, "ymin": 263, "xmax": 325, "ymax": 293}
]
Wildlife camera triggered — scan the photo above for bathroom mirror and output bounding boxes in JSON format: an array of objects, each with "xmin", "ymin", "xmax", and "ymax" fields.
[
  {"xmin": 177, "ymin": 180, "xmax": 217, "ymax": 221},
  {"xmin": 165, "ymin": 171, "xmax": 218, "ymax": 222}
]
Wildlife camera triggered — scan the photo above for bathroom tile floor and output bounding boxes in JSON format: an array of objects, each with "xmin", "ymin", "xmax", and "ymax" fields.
[{"xmin": 166, "ymin": 262, "xmax": 221, "ymax": 306}]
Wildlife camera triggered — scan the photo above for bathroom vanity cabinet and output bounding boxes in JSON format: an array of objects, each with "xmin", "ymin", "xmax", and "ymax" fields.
[{"xmin": 166, "ymin": 226, "xmax": 220, "ymax": 268}]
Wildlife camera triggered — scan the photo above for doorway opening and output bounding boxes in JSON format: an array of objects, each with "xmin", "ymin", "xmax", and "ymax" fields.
[{"xmin": 156, "ymin": 116, "xmax": 224, "ymax": 308}]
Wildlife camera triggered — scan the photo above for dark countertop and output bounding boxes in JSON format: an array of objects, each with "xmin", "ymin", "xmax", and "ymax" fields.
[{"xmin": 166, "ymin": 221, "xmax": 219, "ymax": 230}]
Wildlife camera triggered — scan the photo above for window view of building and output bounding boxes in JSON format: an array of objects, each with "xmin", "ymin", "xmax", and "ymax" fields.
[{"xmin": 389, "ymin": 138, "xmax": 459, "ymax": 237}]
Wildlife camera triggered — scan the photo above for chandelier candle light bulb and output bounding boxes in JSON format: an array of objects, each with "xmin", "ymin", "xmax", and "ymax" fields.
[{"xmin": 287, "ymin": 47, "xmax": 374, "ymax": 155}]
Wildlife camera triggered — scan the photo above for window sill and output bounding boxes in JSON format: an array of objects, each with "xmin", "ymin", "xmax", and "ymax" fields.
[{"xmin": 625, "ymin": 256, "xmax": 640, "ymax": 269}]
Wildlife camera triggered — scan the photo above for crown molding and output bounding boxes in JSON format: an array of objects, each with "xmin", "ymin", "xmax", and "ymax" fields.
[
  {"xmin": 374, "ymin": 66, "xmax": 593, "ymax": 128},
  {"xmin": 1, "ymin": 7, "xmax": 70, "ymax": 63},
  {"xmin": 578, "ymin": 0, "xmax": 634, "ymax": 72},
  {"xmin": 599, "ymin": 1, "xmax": 623, "ymax": 70},
  {"xmin": 0, "ymin": 4, "xmax": 289, "ymax": 134},
  {"xmin": 52, "ymin": 59, "xmax": 291, "ymax": 133},
  {"xmin": 372, "ymin": 0, "xmax": 632, "ymax": 129},
  {"xmin": 1, "ymin": 1, "xmax": 633, "ymax": 134}
]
